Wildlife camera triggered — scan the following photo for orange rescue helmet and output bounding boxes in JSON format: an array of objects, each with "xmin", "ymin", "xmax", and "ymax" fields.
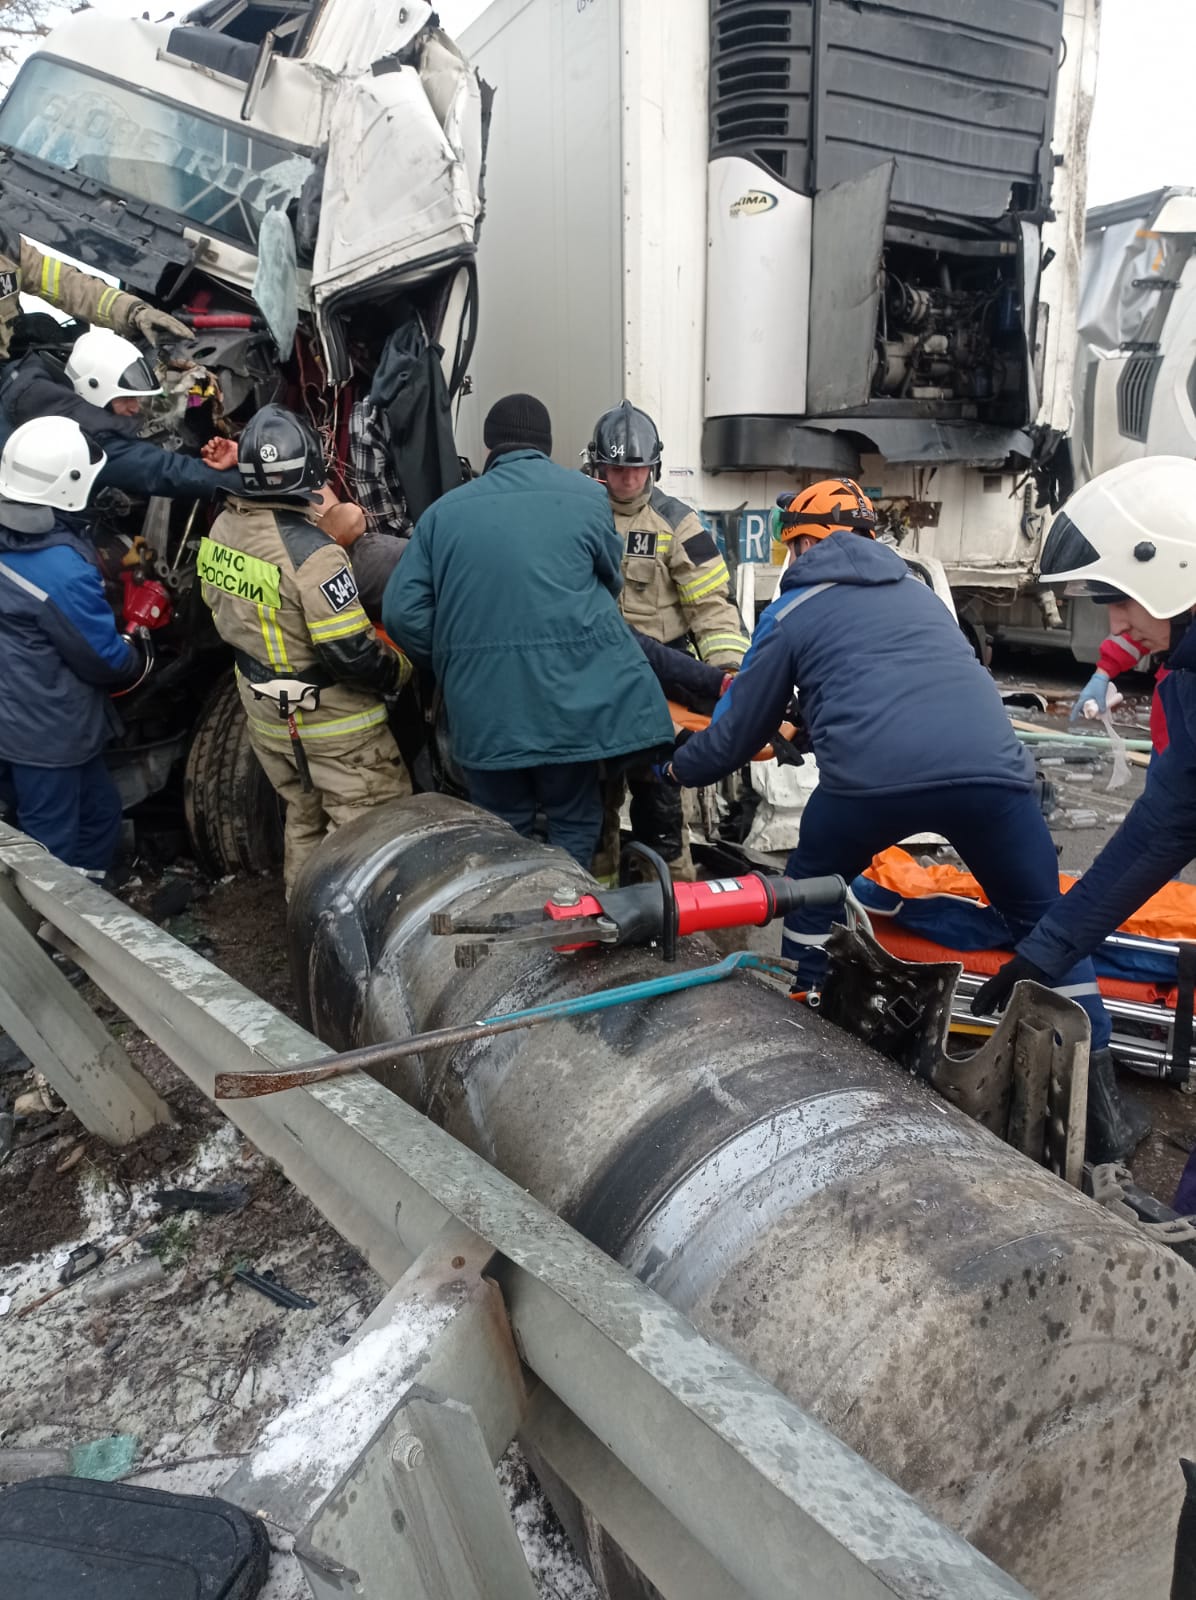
[{"xmin": 770, "ymin": 478, "xmax": 878, "ymax": 544}]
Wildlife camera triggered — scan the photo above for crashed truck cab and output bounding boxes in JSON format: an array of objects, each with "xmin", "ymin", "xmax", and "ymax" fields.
[
  {"xmin": 0, "ymin": 0, "xmax": 484, "ymax": 867},
  {"xmin": 0, "ymin": 0, "xmax": 484, "ymax": 376}
]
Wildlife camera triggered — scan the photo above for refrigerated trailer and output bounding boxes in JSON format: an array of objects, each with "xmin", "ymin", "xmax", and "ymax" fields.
[{"xmin": 457, "ymin": 0, "xmax": 1101, "ymax": 655}]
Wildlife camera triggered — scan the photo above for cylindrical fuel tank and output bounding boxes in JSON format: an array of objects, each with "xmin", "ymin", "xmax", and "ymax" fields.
[{"xmin": 291, "ymin": 796, "xmax": 1196, "ymax": 1600}]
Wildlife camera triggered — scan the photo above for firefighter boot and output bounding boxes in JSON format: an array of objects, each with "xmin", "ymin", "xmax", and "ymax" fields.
[{"xmin": 1086, "ymin": 1047, "xmax": 1151, "ymax": 1165}]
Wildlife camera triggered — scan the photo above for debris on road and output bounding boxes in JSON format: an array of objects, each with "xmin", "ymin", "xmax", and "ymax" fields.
[
  {"xmin": 58, "ymin": 1243, "xmax": 104, "ymax": 1287},
  {"xmin": 233, "ymin": 1268, "xmax": 317, "ymax": 1312},
  {"xmin": 156, "ymin": 1183, "xmax": 250, "ymax": 1216},
  {"xmin": 81, "ymin": 1257, "xmax": 166, "ymax": 1307},
  {"xmin": 70, "ymin": 1434, "xmax": 140, "ymax": 1481}
]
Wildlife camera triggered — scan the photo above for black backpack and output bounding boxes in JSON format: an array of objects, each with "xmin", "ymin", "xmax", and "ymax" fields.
[{"xmin": 0, "ymin": 1477, "xmax": 270, "ymax": 1598}]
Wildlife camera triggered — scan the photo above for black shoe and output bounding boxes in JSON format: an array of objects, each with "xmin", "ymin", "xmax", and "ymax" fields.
[{"xmin": 1086, "ymin": 1047, "xmax": 1152, "ymax": 1164}]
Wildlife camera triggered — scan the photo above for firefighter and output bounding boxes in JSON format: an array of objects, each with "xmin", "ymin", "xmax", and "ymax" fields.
[
  {"xmin": 0, "ymin": 417, "xmax": 147, "ymax": 876},
  {"xmin": 0, "ymin": 223, "xmax": 189, "ymax": 359},
  {"xmin": 199, "ymin": 404, "xmax": 412, "ymax": 895},
  {"xmin": 588, "ymin": 400, "xmax": 749, "ymax": 874},
  {"xmin": 973, "ymin": 456, "xmax": 1196, "ymax": 1190},
  {"xmin": 0, "ymin": 328, "xmax": 238, "ymax": 499},
  {"xmin": 656, "ymin": 477, "xmax": 1140, "ymax": 1165}
]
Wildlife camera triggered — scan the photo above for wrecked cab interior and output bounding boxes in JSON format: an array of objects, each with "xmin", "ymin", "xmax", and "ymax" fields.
[{"xmin": 0, "ymin": 0, "xmax": 485, "ymax": 867}]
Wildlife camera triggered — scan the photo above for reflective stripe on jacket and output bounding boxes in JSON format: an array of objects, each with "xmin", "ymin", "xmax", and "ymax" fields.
[
  {"xmin": 0, "ymin": 225, "xmax": 146, "ymax": 358},
  {"xmin": 200, "ymin": 496, "xmax": 409, "ymax": 753},
  {"xmin": 611, "ymin": 485, "xmax": 748, "ymax": 667}
]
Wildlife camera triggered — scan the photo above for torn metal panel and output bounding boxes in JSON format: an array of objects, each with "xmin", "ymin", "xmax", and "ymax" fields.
[
  {"xmin": 806, "ymin": 161, "xmax": 894, "ymax": 416},
  {"xmin": 311, "ymin": 64, "xmax": 480, "ymax": 378},
  {"xmin": 819, "ymin": 923, "xmax": 1089, "ymax": 1185}
]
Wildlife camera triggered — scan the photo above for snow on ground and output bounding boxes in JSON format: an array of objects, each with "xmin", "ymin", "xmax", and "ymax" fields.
[
  {"xmin": 0, "ymin": 1103, "xmax": 600, "ymax": 1598},
  {"xmin": 249, "ymin": 1294, "xmax": 453, "ymax": 1491},
  {"xmin": 500, "ymin": 1445, "xmax": 601, "ymax": 1600}
]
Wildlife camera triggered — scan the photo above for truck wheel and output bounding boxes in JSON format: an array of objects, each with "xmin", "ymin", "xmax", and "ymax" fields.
[{"xmin": 184, "ymin": 672, "xmax": 283, "ymax": 875}]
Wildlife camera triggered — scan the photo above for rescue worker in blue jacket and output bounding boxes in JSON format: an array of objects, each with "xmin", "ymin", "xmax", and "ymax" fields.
[
  {"xmin": 972, "ymin": 457, "xmax": 1196, "ymax": 1197},
  {"xmin": 0, "ymin": 416, "xmax": 147, "ymax": 876},
  {"xmin": 0, "ymin": 328, "xmax": 239, "ymax": 502},
  {"xmin": 383, "ymin": 393, "xmax": 675, "ymax": 867},
  {"xmin": 658, "ymin": 477, "xmax": 1138, "ymax": 1164}
]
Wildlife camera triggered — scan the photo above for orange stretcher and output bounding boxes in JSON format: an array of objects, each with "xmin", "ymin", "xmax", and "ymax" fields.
[{"xmin": 666, "ymin": 702, "xmax": 797, "ymax": 763}]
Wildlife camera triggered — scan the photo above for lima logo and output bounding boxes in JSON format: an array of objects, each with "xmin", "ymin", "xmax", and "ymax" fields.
[{"xmin": 730, "ymin": 189, "xmax": 778, "ymax": 218}]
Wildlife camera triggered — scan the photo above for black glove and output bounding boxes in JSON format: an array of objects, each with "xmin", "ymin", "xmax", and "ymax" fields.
[
  {"xmin": 770, "ymin": 729, "xmax": 805, "ymax": 768},
  {"xmin": 970, "ymin": 953, "xmax": 1051, "ymax": 1017}
]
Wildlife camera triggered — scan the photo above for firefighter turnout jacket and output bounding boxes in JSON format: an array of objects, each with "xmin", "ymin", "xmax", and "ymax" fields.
[
  {"xmin": 199, "ymin": 496, "xmax": 411, "ymax": 753},
  {"xmin": 611, "ymin": 486, "xmax": 749, "ymax": 667},
  {"xmin": 0, "ymin": 225, "xmax": 149, "ymax": 359}
]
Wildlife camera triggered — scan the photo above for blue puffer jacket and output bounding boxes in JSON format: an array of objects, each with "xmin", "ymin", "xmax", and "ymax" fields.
[
  {"xmin": 382, "ymin": 449, "xmax": 674, "ymax": 770},
  {"xmin": 1019, "ymin": 623, "xmax": 1196, "ymax": 977},
  {"xmin": 0, "ymin": 353, "xmax": 239, "ymax": 501},
  {"xmin": 0, "ymin": 511, "xmax": 139, "ymax": 766},
  {"xmin": 673, "ymin": 533, "xmax": 1034, "ymax": 794}
]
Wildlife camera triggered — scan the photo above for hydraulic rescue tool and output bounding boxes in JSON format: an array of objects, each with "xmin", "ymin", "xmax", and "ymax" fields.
[
  {"xmin": 433, "ymin": 843, "xmax": 846, "ymax": 966},
  {"xmin": 212, "ymin": 849, "xmax": 847, "ymax": 1099}
]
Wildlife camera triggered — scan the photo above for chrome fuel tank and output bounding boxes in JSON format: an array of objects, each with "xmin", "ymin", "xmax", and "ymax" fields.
[{"xmin": 291, "ymin": 796, "xmax": 1195, "ymax": 1599}]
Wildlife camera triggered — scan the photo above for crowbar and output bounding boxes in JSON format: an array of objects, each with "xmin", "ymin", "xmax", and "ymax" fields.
[{"xmin": 214, "ymin": 950, "xmax": 799, "ymax": 1099}]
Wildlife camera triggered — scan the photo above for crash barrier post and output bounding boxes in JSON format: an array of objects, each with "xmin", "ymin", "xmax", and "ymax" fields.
[
  {"xmin": 0, "ymin": 861, "xmax": 172, "ymax": 1142},
  {"xmin": 0, "ymin": 822, "xmax": 1032, "ymax": 1600}
]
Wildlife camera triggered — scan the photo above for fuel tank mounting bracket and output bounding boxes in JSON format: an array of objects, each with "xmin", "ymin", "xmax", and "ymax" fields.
[{"xmin": 820, "ymin": 924, "xmax": 1089, "ymax": 1186}]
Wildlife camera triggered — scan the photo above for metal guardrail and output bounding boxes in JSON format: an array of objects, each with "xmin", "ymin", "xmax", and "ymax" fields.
[{"xmin": 0, "ymin": 822, "xmax": 1033, "ymax": 1600}]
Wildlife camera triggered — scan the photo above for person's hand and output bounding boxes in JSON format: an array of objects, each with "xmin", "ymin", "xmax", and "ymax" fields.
[
  {"xmin": 1070, "ymin": 669, "xmax": 1110, "ymax": 721},
  {"xmin": 719, "ymin": 672, "xmax": 735, "ymax": 697},
  {"xmin": 970, "ymin": 954, "xmax": 1052, "ymax": 1017},
  {"xmin": 319, "ymin": 501, "xmax": 367, "ymax": 547},
  {"xmin": 202, "ymin": 436, "xmax": 238, "ymax": 471},
  {"xmin": 131, "ymin": 304, "xmax": 191, "ymax": 345},
  {"xmin": 652, "ymin": 760, "xmax": 681, "ymax": 787}
]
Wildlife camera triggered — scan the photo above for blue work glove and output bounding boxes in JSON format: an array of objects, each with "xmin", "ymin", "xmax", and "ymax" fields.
[
  {"xmin": 1070, "ymin": 669, "xmax": 1110, "ymax": 722},
  {"xmin": 652, "ymin": 761, "xmax": 681, "ymax": 787}
]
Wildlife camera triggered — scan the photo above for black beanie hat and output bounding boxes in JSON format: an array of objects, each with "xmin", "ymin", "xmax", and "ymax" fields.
[{"xmin": 483, "ymin": 392, "xmax": 552, "ymax": 456}]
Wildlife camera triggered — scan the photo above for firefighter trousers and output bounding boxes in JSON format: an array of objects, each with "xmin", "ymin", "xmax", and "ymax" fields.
[{"xmin": 249, "ymin": 721, "xmax": 411, "ymax": 896}]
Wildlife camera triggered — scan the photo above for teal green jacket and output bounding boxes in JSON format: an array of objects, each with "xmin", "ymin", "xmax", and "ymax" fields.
[{"xmin": 382, "ymin": 449, "xmax": 674, "ymax": 769}]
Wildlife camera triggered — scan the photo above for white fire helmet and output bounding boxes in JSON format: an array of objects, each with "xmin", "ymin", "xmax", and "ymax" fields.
[
  {"xmin": 1039, "ymin": 456, "xmax": 1196, "ymax": 619},
  {"xmin": 0, "ymin": 416, "xmax": 106, "ymax": 512},
  {"xmin": 66, "ymin": 328, "xmax": 162, "ymax": 410}
]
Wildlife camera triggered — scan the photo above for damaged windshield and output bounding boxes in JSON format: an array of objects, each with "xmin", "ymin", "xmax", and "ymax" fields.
[{"xmin": 0, "ymin": 58, "xmax": 314, "ymax": 250}]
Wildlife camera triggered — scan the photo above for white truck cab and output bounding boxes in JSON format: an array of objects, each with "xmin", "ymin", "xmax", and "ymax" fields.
[
  {"xmin": 1075, "ymin": 186, "xmax": 1196, "ymax": 480},
  {"xmin": 0, "ymin": 0, "xmax": 485, "ymax": 380}
]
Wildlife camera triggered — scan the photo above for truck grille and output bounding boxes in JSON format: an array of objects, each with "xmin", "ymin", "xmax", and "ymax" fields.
[{"xmin": 1116, "ymin": 354, "xmax": 1163, "ymax": 442}]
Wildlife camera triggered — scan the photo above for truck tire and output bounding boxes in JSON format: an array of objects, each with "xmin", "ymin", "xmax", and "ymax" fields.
[{"xmin": 184, "ymin": 672, "xmax": 283, "ymax": 876}]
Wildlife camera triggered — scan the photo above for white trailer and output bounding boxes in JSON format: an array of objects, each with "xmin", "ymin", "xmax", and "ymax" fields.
[{"xmin": 458, "ymin": 0, "xmax": 1100, "ymax": 653}]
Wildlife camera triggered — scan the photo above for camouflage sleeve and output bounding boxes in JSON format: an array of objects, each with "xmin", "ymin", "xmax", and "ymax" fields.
[
  {"xmin": 668, "ymin": 511, "xmax": 749, "ymax": 667},
  {"xmin": 296, "ymin": 540, "xmax": 412, "ymax": 696},
  {"xmin": 19, "ymin": 238, "xmax": 146, "ymax": 334}
]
